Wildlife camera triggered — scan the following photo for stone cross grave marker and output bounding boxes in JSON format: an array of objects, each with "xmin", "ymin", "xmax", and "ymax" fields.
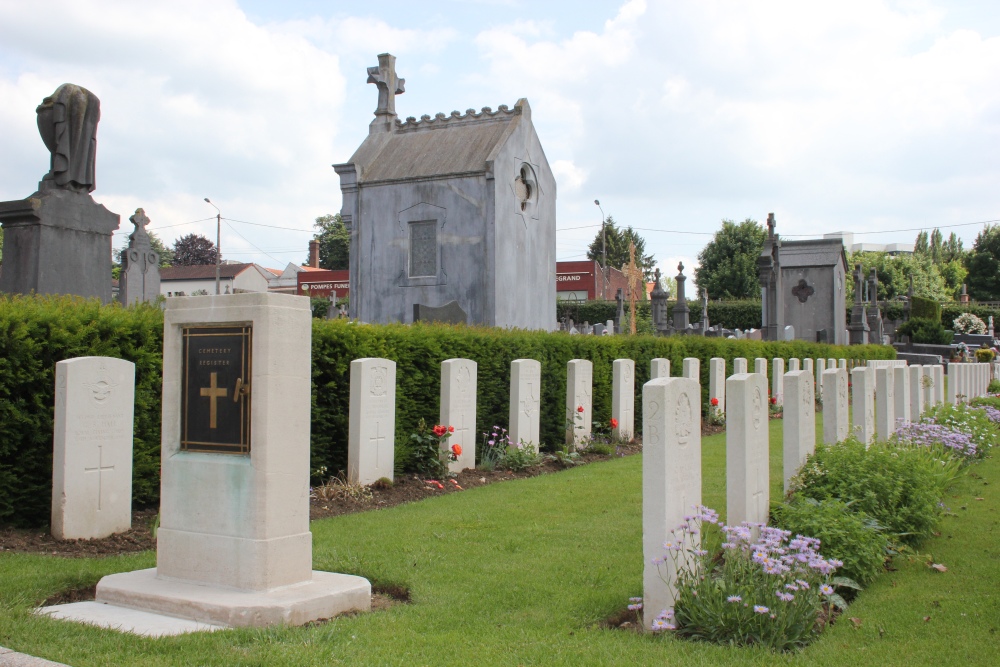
[
  {"xmin": 566, "ymin": 360, "xmax": 593, "ymax": 446},
  {"xmin": 726, "ymin": 371, "xmax": 770, "ymax": 527},
  {"xmin": 350, "ymin": 358, "xmax": 397, "ymax": 485},
  {"xmin": 894, "ymin": 365, "xmax": 911, "ymax": 424},
  {"xmin": 823, "ymin": 368, "xmax": 849, "ymax": 444},
  {"xmin": 783, "ymin": 369, "xmax": 815, "ymax": 493},
  {"xmin": 875, "ymin": 366, "xmax": 895, "ymax": 441},
  {"xmin": 709, "ymin": 358, "xmax": 726, "ymax": 412},
  {"xmin": 509, "ymin": 359, "xmax": 541, "ymax": 448},
  {"xmin": 642, "ymin": 376, "xmax": 701, "ymax": 632},
  {"xmin": 118, "ymin": 208, "xmax": 161, "ymax": 306},
  {"xmin": 650, "ymin": 358, "xmax": 670, "ymax": 379},
  {"xmin": 440, "ymin": 358, "xmax": 477, "ymax": 472},
  {"xmin": 52, "ymin": 356, "xmax": 135, "ymax": 540},
  {"xmin": 851, "ymin": 367, "xmax": 875, "ymax": 446},
  {"xmin": 612, "ymin": 359, "xmax": 635, "ymax": 440},
  {"xmin": 772, "ymin": 358, "xmax": 784, "ymax": 406}
]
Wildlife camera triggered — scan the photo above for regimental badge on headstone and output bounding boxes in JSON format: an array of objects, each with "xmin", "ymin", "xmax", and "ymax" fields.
[{"xmin": 181, "ymin": 324, "xmax": 252, "ymax": 453}]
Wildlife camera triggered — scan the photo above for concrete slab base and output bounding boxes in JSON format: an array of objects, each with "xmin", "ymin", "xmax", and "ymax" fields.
[{"xmin": 35, "ymin": 601, "xmax": 225, "ymax": 637}]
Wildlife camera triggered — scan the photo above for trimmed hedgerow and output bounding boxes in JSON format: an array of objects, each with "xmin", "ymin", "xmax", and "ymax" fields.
[
  {"xmin": 0, "ymin": 295, "xmax": 895, "ymax": 527},
  {"xmin": 555, "ymin": 300, "xmax": 764, "ymax": 331}
]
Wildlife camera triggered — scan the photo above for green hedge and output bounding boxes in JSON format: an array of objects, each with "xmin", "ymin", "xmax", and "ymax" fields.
[
  {"xmin": 942, "ymin": 303, "xmax": 1000, "ymax": 331},
  {"xmin": 911, "ymin": 296, "xmax": 942, "ymax": 321},
  {"xmin": 0, "ymin": 295, "xmax": 895, "ymax": 528},
  {"xmin": 556, "ymin": 300, "xmax": 763, "ymax": 331}
]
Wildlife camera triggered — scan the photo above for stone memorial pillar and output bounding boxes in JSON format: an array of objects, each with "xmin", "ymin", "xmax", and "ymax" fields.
[
  {"xmin": 95, "ymin": 293, "xmax": 370, "ymax": 628},
  {"xmin": 566, "ymin": 360, "xmax": 593, "ymax": 447},
  {"xmin": 509, "ymin": 359, "xmax": 541, "ymax": 448},
  {"xmin": 51, "ymin": 356, "xmax": 135, "ymax": 540},
  {"xmin": 349, "ymin": 358, "xmax": 397, "ymax": 484},
  {"xmin": 440, "ymin": 358, "xmax": 476, "ymax": 472},
  {"xmin": 771, "ymin": 358, "xmax": 784, "ymax": 406},
  {"xmin": 822, "ymin": 368, "xmax": 849, "ymax": 444},
  {"xmin": 612, "ymin": 359, "xmax": 635, "ymax": 441},
  {"xmin": 782, "ymin": 370, "xmax": 815, "ymax": 493},
  {"xmin": 726, "ymin": 372, "xmax": 770, "ymax": 527},
  {"xmin": 682, "ymin": 357, "xmax": 700, "ymax": 380},
  {"xmin": 708, "ymin": 358, "xmax": 725, "ymax": 411},
  {"xmin": 875, "ymin": 366, "xmax": 895, "ymax": 441},
  {"xmin": 851, "ymin": 367, "xmax": 876, "ymax": 445},
  {"xmin": 642, "ymin": 376, "xmax": 701, "ymax": 632},
  {"xmin": 650, "ymin": 358, "xmax": 670, "ymax": 379},
  {"xmin": 894, "ymin": 365, "xmax": 911, "ymax": 425},
  {"xmin": 733, "ymin": 357, "xmax": 748, "ymax": 374}
]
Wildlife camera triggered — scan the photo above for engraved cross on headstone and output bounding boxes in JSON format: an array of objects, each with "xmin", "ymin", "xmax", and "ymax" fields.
[
  {"xmin": 371, "ymin": 422, "xmax": 387, "ymax": 469},
  {"xmin": 200, "ymin": 372, "xmax": 228, "ymax": 429},
  {"xmin": 84, "ymin": 444, "xmax": 115, "ymax": 511},
  {"xmin": 521, "ymin": 381, "xmax": 539, "ymax": 418},
  {"xmin": 367, "ymin": 53, "xmax": 405, "ymax": 117},
  {"xmin": 791, "ymin": 279, "xmax": 814, "ymax": 303}
]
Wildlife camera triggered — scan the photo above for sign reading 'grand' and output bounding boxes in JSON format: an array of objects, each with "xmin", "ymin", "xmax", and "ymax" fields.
[{"xmin": 181, "ymin": 324, "xmax": 252, "ymax": 454}]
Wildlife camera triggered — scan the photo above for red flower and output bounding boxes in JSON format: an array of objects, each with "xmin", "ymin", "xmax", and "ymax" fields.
[
  {"xmin": 610, "ymin": 418, "xmax": 619, "ymax": 428},
  {"xmin": 710, "ymin": 397, "xmax": 720, "ymax": 406},
  {"xmin": 451, "ymin": 443, "xmax": 463, "ymax": 456},
  {"xmin": 448, "ymin": 425, "xmax": 455, "ymax": 433},
  {"xmin": 577, "ymin": 405, "xmax": 585, "ymax": 413},
  {"xmin": 770, "ymin": 397, "xmax": 777, "ymax": 405},
  {"xmin": 432, "ymin": 424, "xmax": 447, "ymax": 437}
]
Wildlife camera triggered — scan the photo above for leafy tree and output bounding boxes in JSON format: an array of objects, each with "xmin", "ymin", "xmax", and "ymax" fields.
[
  {"xmin": 586, "ymin": 216, "xmax": 656, "ymax": 282},
  {"xmin": 965, "ymin": 224, "xmax": 1000, "ymax": 301},
  {"xmin": 914, "ymin": 228, "xmax": 966, "ymax": 297},
  {"xmin": 694, "ymin": 218, "xmax": 766, "ymax": 299},
  {"xmin": 171, "ymin": 233, "xmax": 218, "ymax": 266},
  {"xmin": 847, "ymin": 251, "xmax": 950, "ymax": 303},
  {"xmin": 310, "ymin": 213, "xmax": 350, "ymax": 270}
]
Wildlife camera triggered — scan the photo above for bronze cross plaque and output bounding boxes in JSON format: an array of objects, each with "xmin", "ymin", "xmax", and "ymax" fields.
[{"xmin": 181, "ymin": 324, "xmax": 252, "ymax": 454}]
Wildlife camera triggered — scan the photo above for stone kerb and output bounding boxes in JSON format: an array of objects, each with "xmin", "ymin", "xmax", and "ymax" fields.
[
  {"xmin": 910, "ymin": 365, "xmax": 925, "ymax": 419},
  {"xmin": 783, "ymin": 370, "xmax": 815, "ymax": 494},
  {"xmin": 349, "ymin": 358, "xmax": 397, "ymax": 485},
  {"xmin": 772, "ymin": 358, "xmax": 784, "ymax": 406},
  {"xmin": 650, "ymin": 358, "xmax": 670, "ymax": 380},
  {"xmin": 875, "ymin": 366, "xmax": 895, "ymax": 441},
  {"xmin": 612, "ymin": 359, "xmax": 635, "ymax": 441},
  {"xmin": 509, "ymin": 359, "xmax": 541, "ymax": 448},
  {"xmin": 440, "ymin": 358, "xmax": 477, "ymax": 472},
  {"xmin": 733, "ymin": 358, "xmax": 748, "ymax": 374},
  {"xmin": 726, "ymin": 373, "xmax": 770, "ymax": 527},
  {"xmin": 822, "ymin": 368, "xmax": 849, "ymax": 445},
  {"xmin": 709, "ymin": 358, "xmax": 726, "ymax": 412},
  {"xmin": 851, "ymin": 367, "xmax": 876, "ymax": 446},
  {"xmin": 682, "ymin": 358, "xmax": 699, "ymax": 380},
  {"xmin": 642, "ymin": 376, "xmax": 701, "ymax": 633},
  {"xmin": 52, "ymin": 356, "xmax": 135, "ymax": 540},
  {"xmin": 813, "ymin": 358, "xmax": 825, "ymax": 400},
  {"xmin": 894, "ymin": 365, "xmax": 911, "ymax": 425},
  {"xmin": 566, "ymin": 359, "xmax": 594, "ymax": 446}
]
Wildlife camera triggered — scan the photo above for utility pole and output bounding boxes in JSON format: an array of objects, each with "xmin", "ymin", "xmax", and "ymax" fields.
[
  {"xmin": 595, "ymin": 200, "xmax": 608, "ymax": 299},
  {"xmin": 204, "ymin": 198, "xmax": 221, "ymax": 295}
]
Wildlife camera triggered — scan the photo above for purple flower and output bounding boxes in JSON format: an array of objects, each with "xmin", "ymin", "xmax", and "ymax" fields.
[
  {"xmin": 727, "ymin": 595, "xmax": 742, "ymax": 603},
  {"xmin": 754, "ymin": 605, "xmax": 770, "ymax": 614}
]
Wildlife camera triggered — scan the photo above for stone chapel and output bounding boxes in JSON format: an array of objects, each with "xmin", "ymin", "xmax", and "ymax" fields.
[{"xmin": 334, "ymin": 54, "xmax": 556, "ymax": 330}]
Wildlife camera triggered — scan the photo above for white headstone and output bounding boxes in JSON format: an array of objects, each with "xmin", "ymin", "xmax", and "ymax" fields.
[
  {"xmin": 567, "ymin": 359, "xmax": 594, "ymax": 446},
  {"xmin": 349, "ymin": 358, "xmax": 397, "ymax": 485},
  {"xmin": 709, "ymin": 358, "xmax": 726, "ymax": 411},
  {"xmin": 642, "ymin": 376, "xmax": 701, "ymax": 631},
  {"xmin": 910, "ymin": 365, "xmax": 925, "ymax": 419},
  {"xmin": 612, "ymin": 359, "xmax": 635, "ymax": 441},
  {"xmin": 440, "ymin": 358, "xmax": 477, "ymax": 472},
  {"xmin": 788, "ymin": 358, "xmax": 800, "ymax": 371},
  {"xmin": 851, "ymin": 367, "xmax": 876, "ymax": 445},
  {"xmin": 754, "ymin": 358, "xmax": 768, "ymax": 377},
  {"xmin": 932, "ymin": 364, "xmax": 944, "ymax": 405},
  {"xmin": 771, "ymin": 358, "xmax": 784, "ymax": 406},
  {"xmin": 606, "ymin": 319, "xmax": 615, "ymax": 335},
  {"xmin": 894, "ymin": 365, "xmax": 911, "ymax": 425},
  {"xmin": 827, "ymin": 357, "xmax": 836, "ymax": 370},
  {"xmin": 838, "ymin": 359, "xmax": 847, "ymax": 370},
  {"xmin": 783, "ymin": 325, "xmax": 795, "ymax": 341},
  {"xmin": 822, "ymin": 368, "xmax": 849, "ymax": 444},
  {"xmin": 51, "ymin": 356, "xmax": 135, "ymax": 540},
  {"xmin": 726, "ymin": 372, "xmax": 770, "ymax": 527},
  {"xmin": 509, "ymin": 359, "xmax": 541, "ymax": 448},
  {"xmin": 682, "ymin": 357, "xmax": 700, "ymax": 380},
  {"xmin": 733, "ymin": 357, "xmax": 748, "ymax": 374},
  {"xmin": 922, "ymin": 365, "xmax": 934, "ymax": 407},
  {"xmin": 875, "ymin": 366, "xmax": 895, "ymax": 441},
  {"xmin": 782, "ymin": 370, "xmax": 815, "ymax": 493},
  {"xmin": 813, "ymin": 358, "xmax": 825, "ymax": 399},
  {"xmin": 650, "ymin": 358, "xmax": 670, "ymax": 379}
]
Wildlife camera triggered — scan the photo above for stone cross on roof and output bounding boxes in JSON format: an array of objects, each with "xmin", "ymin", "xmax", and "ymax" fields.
[
  {"xmin": 767, "ymin": 212, "xmax": 776, "ymax": 240},
  {"xmin": 367, "ymin": 53, "xmax": 405, "ymax": 118},
  {"xmin": 128, "ymin": 208, "xmax": 151, "ymax": 249}
]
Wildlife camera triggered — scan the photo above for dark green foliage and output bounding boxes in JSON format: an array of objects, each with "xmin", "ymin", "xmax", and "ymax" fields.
[
  {"xmin": 556, "ymin": 299, "xmax": 763, "ymax": 331},
  {"xmin": 896, "ymin": 317, "xmax": 951, "ymax": 345},
  {"xmin": 0, "ymin": 295, "xmax": 164, "ymax": 527},
  {"xmin": 585, "ymin": 216, "xmax": 656, "ymax": 282},
  {"xmin": 171, "ymin": 233, "xmax": 218, "ymax": 266},
  {"xmin": 310, "ymin": 213, "xmax": 349, "ymax": 270},
  {"xmin": 772, "ymin": 497, "xmax": 889, "ymax": 587},
  {"xmin": 941, "ymin": 303, "xmax": 1000, "ymax": 330},
  {"xmin": 910, "ymin": 296, "xmax": 942, "ymax": 322},
  {"xmin": 987, "ymin": 380, "xmax": 1000, "ymax": 394},
  {"xmin": 791, "ymin": 439, "xmax": 944, "ymax": 546},
  {"xmin": 695, "ymin": 219, "xmax": 767, "ymax": 299},
  {"xmin": 975, "ymin": 348, "xmax": 995, "ymax": 363},
  {"xmin": 965, "ymin": 224, "xmax": 1000, "ymax": 301}
]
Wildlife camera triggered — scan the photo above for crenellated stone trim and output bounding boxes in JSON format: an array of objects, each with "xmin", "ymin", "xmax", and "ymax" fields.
[{"xmin": 396, "ymin": 103, "xmax": 519, "ymax": 131}]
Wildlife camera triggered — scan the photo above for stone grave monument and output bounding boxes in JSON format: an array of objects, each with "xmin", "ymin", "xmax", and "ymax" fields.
[
  {"xmin": 894, "ymin": 364, "xmax": 911, "ymax": 424},
  {"xmin": 822, "ymin": 367, "xmax": 849, "ymax": 444},
  {"xmin": 909, "ymin": 365, "xmax": 925, "ymax": 419},
  {"xmin": 118, "ymin": 208, "xmax": 161, "ymax": 306},
  {"xmin": 0, "ymin": 84, "xmax": 120, "ymax": 303},
  {"xmin": 509, "ymin": 359, "xmax": 541, "ymax": 447},
  {"xmin": 566, "ymin": 359, "xmax": 593, "ymax": 446},
  {"xmin": 726, "ymin": 372, "xmax": 770, "ymax": 527},
  {"xmin": 349, "ymin": 358, "xmax": 397, "ymax": 484},
  {"xmin": 51, "ymin": 356, "xmax": 135, "ymax": 540},
  {"xmin": 612, "ymin": 359, "xmax": 635, "ymax": 440},
  {"xmin": 851, "ymin": 367, "xmax": 876, "ymax": 445},
  {"xmin": 440, "ymin": 358, "xmax": 476, "ymax": 472},
  {"xmin": 650, "ymin": 358, "xmax": 670, "ymax": 379},
  {"xmin": 875, "ymin": 366, "xmax": 895, "ymax": 441},
  {"xmin": 782, "ymin": 369, "xmax": 815, "ymax": 493},
  {"xmin": 708, "ymin": 358, "xmax": 725, "ymax": 411}
]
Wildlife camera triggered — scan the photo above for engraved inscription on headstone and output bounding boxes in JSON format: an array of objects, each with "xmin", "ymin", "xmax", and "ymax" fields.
[
  {"xmin": 409, "ymin": 220, "xmax": 437, "ymax": 277},
  {"xmin": 181, "ymin": 325, "xmax": 252, "ymax": 454}
]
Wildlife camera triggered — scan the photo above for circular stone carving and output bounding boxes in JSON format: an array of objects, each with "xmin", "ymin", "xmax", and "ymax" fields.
[{"xmin": 752, "ymin": 385, "xmax": 763, "ymax": 430}]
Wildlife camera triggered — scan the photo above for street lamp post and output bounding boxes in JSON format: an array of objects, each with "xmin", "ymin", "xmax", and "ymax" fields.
[
  {"xmin": 594, "ymin": 199, "xmax": 608, "ymax": 298},
  {"xmin": 204, "ymin": 198, "xmax": 221, "ymax": 295}
]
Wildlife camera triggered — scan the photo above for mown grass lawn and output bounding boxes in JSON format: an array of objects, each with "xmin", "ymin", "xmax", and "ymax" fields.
[{"xmin": 1, "ymin": 412, "xmax": 997, "ymax": 666}]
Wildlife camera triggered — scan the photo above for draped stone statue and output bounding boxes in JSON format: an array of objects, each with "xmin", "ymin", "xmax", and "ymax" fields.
[{"xmin": 36, "ymin": 83, "xmax": 101, "ymax": 193}]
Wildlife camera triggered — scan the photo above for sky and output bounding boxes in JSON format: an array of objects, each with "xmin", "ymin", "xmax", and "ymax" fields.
[{"xmin": 1, "ymin": 0, "xmax": 998, "ymax": 287}]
